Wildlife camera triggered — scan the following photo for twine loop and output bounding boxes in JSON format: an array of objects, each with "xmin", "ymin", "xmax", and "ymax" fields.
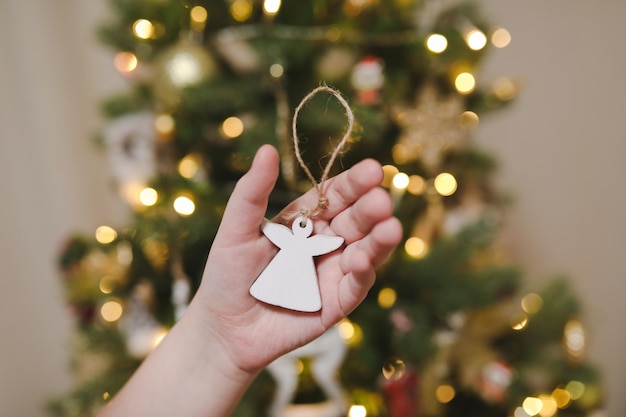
[{"xmin": 286, "ymin": 86, "xmax": 354, "ymax": 224}]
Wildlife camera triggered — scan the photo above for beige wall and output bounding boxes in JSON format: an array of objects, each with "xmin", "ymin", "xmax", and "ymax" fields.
[
  {"xmin": 478, "ymin": 1, "xmax": 626, "ymax": 415},
  {"xmin": 0, "ymin": 2, "xmax": 125, "ymax": 416},
  {"xmin": 0, "ymin": 1, "xmax": 623, "ymax": 416}
]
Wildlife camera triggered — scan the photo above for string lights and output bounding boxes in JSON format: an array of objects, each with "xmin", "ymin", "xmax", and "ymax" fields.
[
  {"xmin": 138, "ymin": 187, "xmax": 158, "ymax": 207},
  {"xmin": 173, "ymin": 195, "xmax": 195, "ymax": 216},
  {"xmin": 132, "ymin": 19, "xmax": 155, "ymax": 39},
  {"xmin": 178, "ymin": 154, "xmax": 201, "ymax": 179},
  {"xmin": 425, "ymin": 33, "xmax": 448, "ymax": 53},
  {"xmin": 230, "ymin": 0, "xmax": 253, "ymax": 22},
  {"xmin": 263, "ymin": 0, "xmax": 281, "ymax": 15},
  {"xmin": 220, "ymin": 116, "xmax": 245, "ymax": 139},
  {"xmin": 511, "ymin": 380, "xmax": 587, "ymax": 417},
  {"xmin": 100, "ymin": 299, "xmax": 124, "ymax": 322},
  {"xmin": 95, "ymin": 225, "xmax": 117, "ymax": 244}
]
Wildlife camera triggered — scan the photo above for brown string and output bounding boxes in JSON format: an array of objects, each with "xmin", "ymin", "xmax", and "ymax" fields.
[{"xmin": 286, "ymin": 86, "xmax": 354, "ymax": 223}]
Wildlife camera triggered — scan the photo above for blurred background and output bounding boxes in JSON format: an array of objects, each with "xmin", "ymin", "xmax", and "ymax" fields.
[{"xmin": 0, "ymin": 1, "xmax": 624, "ymax": 416}]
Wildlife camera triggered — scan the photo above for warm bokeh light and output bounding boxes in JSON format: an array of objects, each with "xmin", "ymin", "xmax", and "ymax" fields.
[
  {"xmin": 178, "ymin": 154, "xmax": 201, "ymax": 178},
  {"xmin": 230, "ymin": 0, "xmax": 253, "ymax": 22},
  {"xmin": 564, "ymin": 320, "xmax": 586, "ymax": 361},
  {"xmin": 114, "ymin": 52, "xmax": 138, "ymax": 73},
  {"xmin": 538, "ymin": 395, "xmax": 557, "ymax": 417},
  {"xmin": 190, "ymin": 6, "xmax": 208, "ymax": 24},
  {"xmin": 166, "ymin": 51, "xmax": 205, "ymax": 87},
  {"xmin": 152, "ymin": 328, "xmax": 168, "ymax": 349},
  {"xmin": 405, "ymin": 237, "xmax": 428, "ymax": 259},
  {"xmin": 348, "ymin": 405, "xmax": 367, "ymax": 417},
  {"xmin": 101, "ymin": 300, "xmax": 123, "ymax": 322},
  {"xmin": 155, "ymin": 113, "xmax": 175, "ymax": 135},
  {"xmin": 455, "ymin": 72, "xmax": 476, "ymax": 94},
  {"xmin": 338, "ymin": 319, "xmax": 363, "ymax": 346},
  {"xmin": 391, "ymin": 143, "xmax": 409, "ymax": 164},
  {"xmin": 466, "ymin": 29, "xmax": 487, "ymax": 50},
  {"xmin": 407, "ymin": 175, "xmax": 426, "ymax": 195},
  {"xmin": 491, "ymin": 27, "xmax": 512, "ymax": 48},
  {"xmin": 435, "ymin": 384, "xmax": 456, "ymax": 403},
  {"xmin": 434, "ymin": 172, "xmax": 457, "ymax": 196},
  {"xmin": 221, "ymin": 116, "xmax": 244, "ymax": 139},
  {"xmin": 95, "ymin": 225, "xmax": 117, "ymax": 244},
  {"xmin": 263, "ymin": 0, "xmax": 281, "ymax": 15},
  {"xmin": 566, "ymin": 381, "xmax": 585, "ymax": 400},
  {"xmin": 173, "ymin": 195, "xmax": 195, "ymax": 216},
  {"xmin": 492, "ymin": 77, "xmax": 517, "ymax": 101},
  {"xmin": 382, "ymin": 165, "xmax": 399, "ymax": 188},
  {"xmin": 522, "ymin": 396, "xmax": 543, "ymax": 416},
  {"xmin": 378, "ymin": 287, "xmax": 397, "ymax": 309},
  {"xmin": 512, "ymin": 314, "xmax": 528, "ymax": 330},
  {"xmin": 382, "ymin": 357, "xmax": 406, "ymax": 381},
  {"xmin": 426, "ymin": 33, "xmax": 448, "ymax": 53},
  {"xmin": 139, "ymin": 187, "xmax": 158, "ymax": 206},
  {"xmin": 392, "ymin": 172, "xmax": 410, "ymax": 190},
  {"xmin": 99, "ymin": 276, "xmax": 116, "ymax": 294},
  {"xmin": 337, "ymin": 318, "xmax": 355, "ymax": 340},
  {"xmin": 521, "ymin": 293, "xmax": 544, "ymax": 314},
  {"xmin": 552, "ymin": 387, "xmax": 571, "ymax": 408},
  {"xmin": 514, "ymin": 407, "xmax": 530, "ymax": 417},
  {"xmin": 459, "ymin": 110, "xmax": 479, "ymax": 130},
  {"xmin": 132, "ymin": 19, "xmax": 154, "ymax": 39},
  {"xmin": 269, "ymin": 63, "xmax": 284, "ymax": 78},
  {"xmin": 121, "ymin": 182, "xmax": 145, "ymax": 207},
  {"xmin": 295, "ymin": 359, "xmax": 304, "ymax": 374}
]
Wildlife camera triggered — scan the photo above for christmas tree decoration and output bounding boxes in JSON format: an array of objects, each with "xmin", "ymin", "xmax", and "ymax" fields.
[
  {"xmin": 53, "ymin": 1, "xmax": 603, "ymax": 416},
  {"xmin": 266, "ymin": 326, "xmax": 348, "ymax": 417},
  {"xmin": 152, "ymin": 38, "xmax": 219, "ymax": 108},
  {"xmin": 351, "ymin": 56, "xmax": 385, "ymax": 105},
  {"xmin": 396, "ymin": 84, "xmax": 468, "ymax": 173},
  {"xmin": 250, "ymin": 217, "xmax": 344, "ymax": 312},
  {"xmin": 102, "ymin": 112, "xmax": 157, "ymax": 190}
]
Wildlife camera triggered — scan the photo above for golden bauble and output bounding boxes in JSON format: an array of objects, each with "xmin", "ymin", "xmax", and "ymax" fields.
[{"xmin": 153, "ymin": 39, "xmax": 219, "ymax": 109}]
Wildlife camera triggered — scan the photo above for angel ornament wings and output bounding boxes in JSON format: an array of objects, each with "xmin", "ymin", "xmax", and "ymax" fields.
[{"xmin": 250, "ymin": 216, "xmax": 344, "ymax": 312}]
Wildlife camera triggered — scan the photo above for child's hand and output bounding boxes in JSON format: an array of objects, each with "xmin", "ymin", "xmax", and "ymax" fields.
[{"xmin": 193, "ymin": 144, "xmax": 402, "ymax": 374}]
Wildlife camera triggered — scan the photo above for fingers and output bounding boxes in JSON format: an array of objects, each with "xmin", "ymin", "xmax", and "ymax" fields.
[
  {"xmin": 217, "ymin": 145, "xmax": 280, "ymax": 243},
  {"xmin": 346, "ymin": 216, "xmax": 403, "ymax": 272},
  {"xmin": 321, "ymin": 158, "xmax": 384, "ymax": 220},
  {"xmin": 329, "ymin": 187, "xmax": 394, "ymax": 244},
  {"xmin": 320, "ymin": 216, "xmax": 402, "ymax": 320},
  {"xmin": 277, "ymin": 158, "xmax": 383, "ymax": 223}
]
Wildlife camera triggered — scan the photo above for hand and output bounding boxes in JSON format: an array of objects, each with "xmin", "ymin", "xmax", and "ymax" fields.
[
  {"xmin": 97, "ymin": 144, "xmax": 402, "ymax": 417},
  {"xmin": 192, "ymin": 144, "xmax": 402, "ymax": 374}
]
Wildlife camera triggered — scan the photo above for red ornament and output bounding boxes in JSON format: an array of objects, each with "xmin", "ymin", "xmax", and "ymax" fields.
[
  {"xmin": 351, "ymin": 56, "xmax": 384, "ymax": 105},
  {"xmin": 381, "ymin": 369, "xmax": 420, "ymax": 417}
]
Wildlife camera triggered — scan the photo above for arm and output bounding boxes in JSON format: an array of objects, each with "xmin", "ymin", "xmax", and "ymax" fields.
[{"xmin": 97, "ymin": 144, "xmax": 402, "ymax": 417}]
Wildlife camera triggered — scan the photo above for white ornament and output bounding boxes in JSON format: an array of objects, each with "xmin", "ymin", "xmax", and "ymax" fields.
[
  {"xmin": 266, "ymin": 326, "xmax": 348, "ymax": 417},
  {"xmin": 250, "ymin": 216, "xmax": 344, "ymax": 312},
  {"xmin": 103, "ymin": 111, "xmax": 157, "ymax": 185}
]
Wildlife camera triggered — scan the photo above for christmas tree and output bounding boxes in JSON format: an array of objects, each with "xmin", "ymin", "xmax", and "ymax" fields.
[{"xmin": 51, "ymin": 1, "xmax": 602, "ymax": 416}]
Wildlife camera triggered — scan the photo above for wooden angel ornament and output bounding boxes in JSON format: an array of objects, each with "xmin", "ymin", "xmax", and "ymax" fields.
[
  {"xmin": 250, "ymin": 216, "xmax": 344, "ymax": 312},
  {"xmin": 251, "ymin": 86, "xmax": 354, "ymax": 313}
]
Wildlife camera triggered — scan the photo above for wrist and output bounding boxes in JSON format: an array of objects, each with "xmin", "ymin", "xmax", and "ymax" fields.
[{"xmin": 183, "ymin": 298, "xmax": 260, "ymax": 386}]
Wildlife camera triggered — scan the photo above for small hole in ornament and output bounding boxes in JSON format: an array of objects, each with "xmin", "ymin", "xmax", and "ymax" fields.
[{"xmin": 299, "ymin": 219, "xmax": 307, "ymax": 228}]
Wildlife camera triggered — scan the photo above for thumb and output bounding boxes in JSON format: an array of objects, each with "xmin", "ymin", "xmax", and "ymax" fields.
[{"xmin": 217, "ymin": 145, "xmax": 280, "ymax": 243}]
